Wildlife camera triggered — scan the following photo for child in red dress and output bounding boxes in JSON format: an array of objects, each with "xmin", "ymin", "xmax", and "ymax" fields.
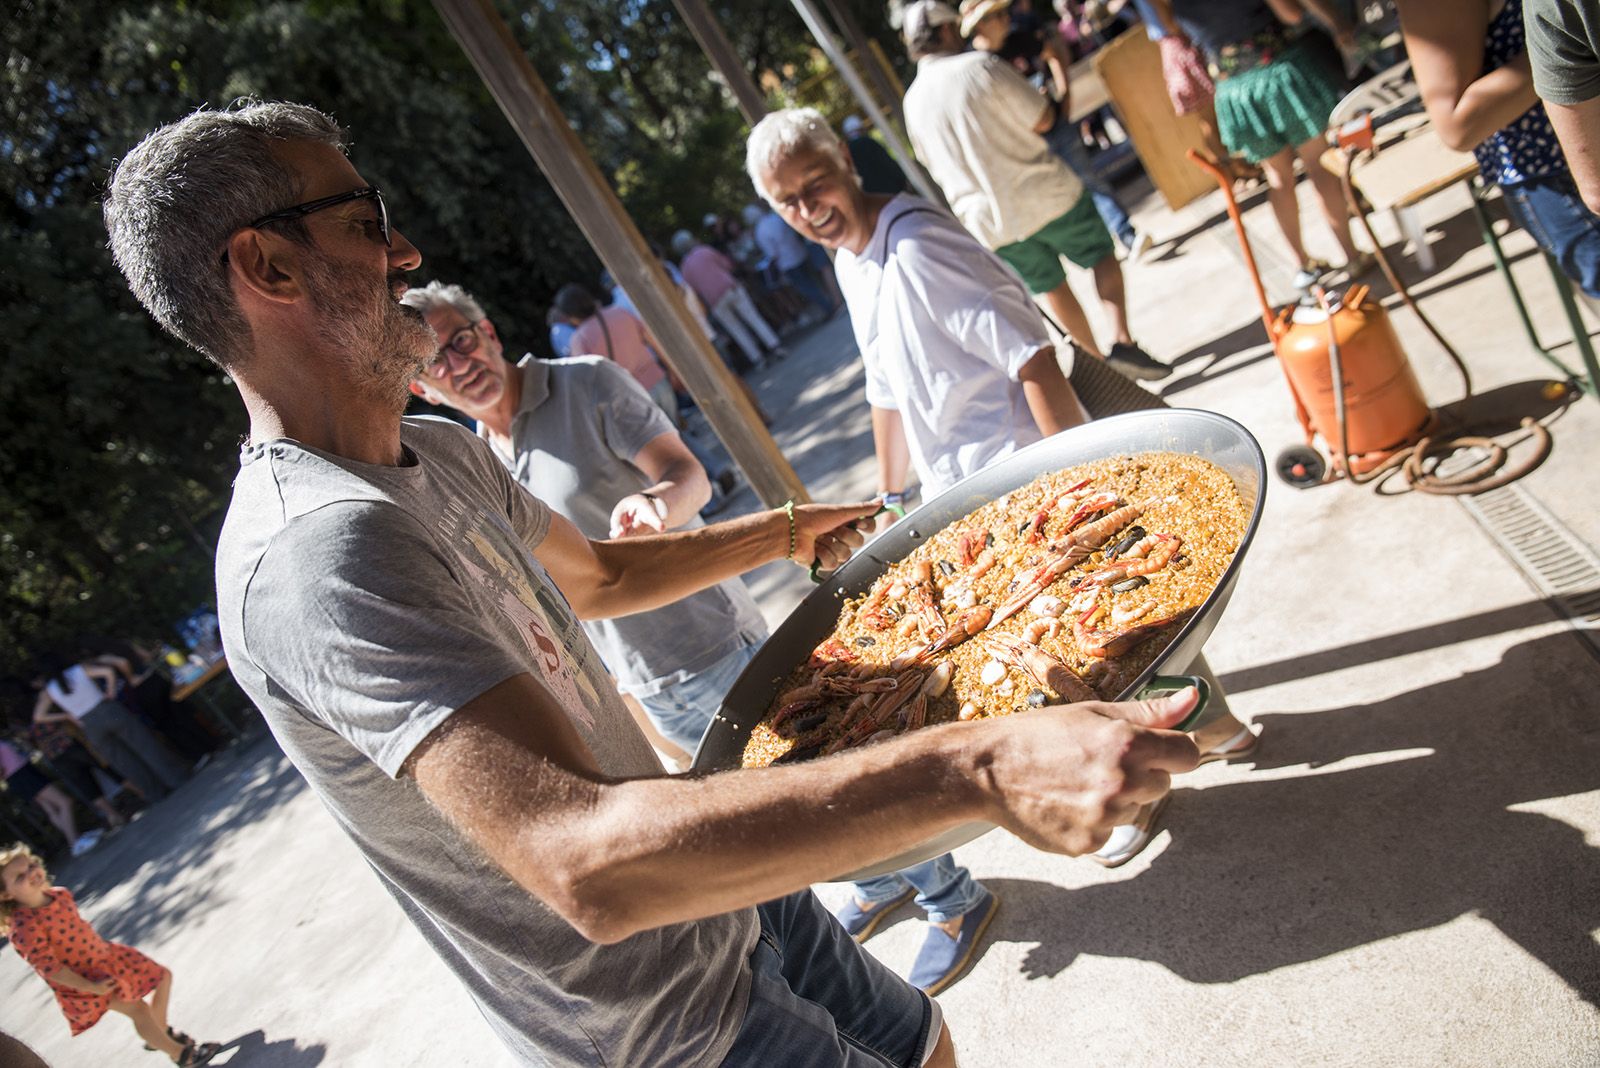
[{"xmin": 1, "ymin": 844, "xmax": 220, "ymax": 1065}]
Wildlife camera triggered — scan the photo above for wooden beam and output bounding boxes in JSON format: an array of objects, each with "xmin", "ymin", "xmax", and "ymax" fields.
[
  {"xmin": 431, "ymin": 0, "xmax": 807, "ymax": 507},
  {"xmin": 672, "ymin": 0, "xmax": 768, "ymax": 127},
  {"xmin": 818, "ymin": 0, "xmax": 905, "ymax": 127},
  {"xmin": 788, "ymin": 0, "xmax": 946, "ymax": 207}
]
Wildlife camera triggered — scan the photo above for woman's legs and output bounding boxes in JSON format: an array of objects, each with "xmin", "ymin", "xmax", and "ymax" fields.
[
  {"xmin": 30, "ymin": 785, "xmax": 78, "ymax": 843},
  {"xmin": 1260, "ymin": 146, "xmax": 1310, "ymax": 266},
  {"xmin": 1296, "ymin": 136, "xmax": 1360, "ymax": 263},
  {"xmin": 107, "ymin": 981, "xmax": 184, "ymax": 1060},
  {"xmin": 149, "ymin": 967, "xmax": 174, "ymax": 1036}
]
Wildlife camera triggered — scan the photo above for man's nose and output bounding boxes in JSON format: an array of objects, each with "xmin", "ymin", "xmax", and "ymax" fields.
[{"xmin": 389, "ymin": 228, "xmax": 423, "ymax": 272}]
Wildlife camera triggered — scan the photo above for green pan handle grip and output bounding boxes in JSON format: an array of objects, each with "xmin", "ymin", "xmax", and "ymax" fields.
[
  {"xmin": 1135, "ymin": 674, "xmax": 1209, "ymax": 732},
  {"xmin": 809, "ymin": 503, "xmax": 906, "ymax": 583}
]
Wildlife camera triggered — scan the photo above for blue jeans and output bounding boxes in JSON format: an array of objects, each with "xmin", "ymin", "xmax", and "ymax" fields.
[
  {"xmin": 1045, "ymin": 121, "xmax": 1137, "ymax": 249},
  {"xmin": 1501, "ymin": 174, "xmax": 1600, "ymax": 298},
  {"xmin": 637, "ymin": 641, "xmax": 762, "ymax": 755},
  {"xmin": 720, "ymin": 891, "xmax": 939, "ymax": 1068},
  {"xmin": 851, "ymin": 852, "xmax": 985, "ymax": 926}
]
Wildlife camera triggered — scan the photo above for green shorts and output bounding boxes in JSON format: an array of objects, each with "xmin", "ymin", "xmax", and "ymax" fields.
[{"xmin": 994, "ymin": 194, "xmax": 1116, "ymax": 293}]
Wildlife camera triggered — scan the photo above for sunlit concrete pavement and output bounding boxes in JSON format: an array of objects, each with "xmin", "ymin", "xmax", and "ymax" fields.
[{"xmin": 5, "ymin": 171, "xmax": 1598, "ymax": 1067}]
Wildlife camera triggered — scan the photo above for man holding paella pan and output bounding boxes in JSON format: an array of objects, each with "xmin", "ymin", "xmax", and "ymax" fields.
[{"xmin": 105, "ymin": 102, "xmax": 1205, "ymax": 1068}]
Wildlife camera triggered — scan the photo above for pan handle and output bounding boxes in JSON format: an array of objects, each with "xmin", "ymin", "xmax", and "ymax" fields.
[
  {"xmin": 1134, "ymin": 674, "xmax": 1210, "ymax": 732},
  {"xmin": 809, "ymin": 502, "xmax": 906, "ymax": 583}
]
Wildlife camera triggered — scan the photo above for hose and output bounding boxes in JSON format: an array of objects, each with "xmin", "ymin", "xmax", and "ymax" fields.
[{"xmin": 1330, "ymin": 147, "xmax": 1552, "ymax": 495}]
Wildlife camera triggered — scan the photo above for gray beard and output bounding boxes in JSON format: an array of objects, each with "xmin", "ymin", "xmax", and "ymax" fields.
[{"xmin": 305, "ymin": 258, "xmax": 435, "ymax": 412}]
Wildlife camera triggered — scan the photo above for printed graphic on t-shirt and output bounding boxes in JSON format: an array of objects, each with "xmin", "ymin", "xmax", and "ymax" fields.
[{"xmin": 435, "ymin": 501, "xmax": 601, "ymax": 731}]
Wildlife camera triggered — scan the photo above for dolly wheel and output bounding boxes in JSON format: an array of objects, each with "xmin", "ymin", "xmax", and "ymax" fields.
[{"xmin": 1275, "ymin": 444, "xmax": 1327, "ymax": 488}]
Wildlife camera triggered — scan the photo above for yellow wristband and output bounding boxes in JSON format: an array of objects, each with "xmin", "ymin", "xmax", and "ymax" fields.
[{"xmin": 782, "ymin": 499, "xmax": 797, "ymax": 561}]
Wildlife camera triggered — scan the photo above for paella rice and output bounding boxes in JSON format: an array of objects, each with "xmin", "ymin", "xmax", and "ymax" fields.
[{"xmin": 741, "ymin": 452, "xmax": 1247, "ymax": 769}]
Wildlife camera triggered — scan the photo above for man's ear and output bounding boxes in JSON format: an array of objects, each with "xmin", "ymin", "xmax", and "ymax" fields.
[
  {"xmin": 226, "ymin": 229, "xmax": 303, "ymax": 306},
  {"xmin": 478, "ymin": 317, "xmax": 499, "ymax": 345},
  {"xmin": 408, "ymin": 379, "xmax": 440, "ymax": 403}
]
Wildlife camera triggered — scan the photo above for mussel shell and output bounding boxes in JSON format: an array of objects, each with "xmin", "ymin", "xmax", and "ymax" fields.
[
  {"xmin": 937, "ymin": 560, "xmax": 956, "ymax": 576},
  {"xmin": 774, "ymin": 741, "xmax": 825, "ymax": 765},
  {"xmin": 1111, "ymin": 576, "xmax": 1150, "ymax": 593},
  {"xmin": 853, "ymin": 635, "xmax": 877, "ymax": 647},
  {"xmin": 792, "ymin": 712, "xmax": 830, "ymax": 735},
  {"xmin": 1106, "ymin": 525, "xmax": 1147, "ymax": 560},
  {"xmin": 1025, "ymin": 689, "xmax": 1049, "ymax": 707}
]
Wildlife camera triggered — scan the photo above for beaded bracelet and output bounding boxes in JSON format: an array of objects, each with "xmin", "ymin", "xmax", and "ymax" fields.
[{"xmin": 782, "ymin": 499, "xmax": 797, "ymax": 561}]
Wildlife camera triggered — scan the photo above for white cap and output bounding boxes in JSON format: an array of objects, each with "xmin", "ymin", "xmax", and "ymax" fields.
[
  {"xmin": 842, "ymin": 115, "xmax": 865, "ymax": 137},
  {"xmin": 904, "ymin": 0, "xmax": 959, "ymax": 42}
]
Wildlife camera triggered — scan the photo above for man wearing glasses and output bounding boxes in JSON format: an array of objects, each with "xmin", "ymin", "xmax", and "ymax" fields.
[
  {"xmin": 398, "ymin": 279, "xmax": 769, "ymax": 759},
  {"xmin": 103, "ymin": 102, "xmax": 1198, "ymax": 1068}
]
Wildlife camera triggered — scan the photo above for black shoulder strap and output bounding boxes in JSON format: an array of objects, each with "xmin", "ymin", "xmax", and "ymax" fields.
[{"xmin": 880, "ymin": 205, "xmax": 945, "ymax": 250}]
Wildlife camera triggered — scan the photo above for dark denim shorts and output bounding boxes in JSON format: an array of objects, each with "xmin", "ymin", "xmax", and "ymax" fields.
[
  {"xmin": 1501, "ymin": 174, "xmax": 1600, "ymax": 298},
  {"xmin": 719, "ymin": 891, "xmax": 939, "ymax": 1068}
]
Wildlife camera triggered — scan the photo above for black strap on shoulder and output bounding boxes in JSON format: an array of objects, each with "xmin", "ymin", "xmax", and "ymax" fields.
[{"xmin": 880, "ymin": 205, "xmax": 945, "ymax": 250}]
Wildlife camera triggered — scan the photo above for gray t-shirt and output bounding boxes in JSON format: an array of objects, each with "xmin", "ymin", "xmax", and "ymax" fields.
[
  {"xmin": 1527, "ymin": 0, "xmax": 1600, "ymax": 105},
  {"xmin": 216, "ymin": 417, "xmax": 757, "ymax": 1067},
  {"xmin": 487, "ymin": 356, "xmax": 768, "ymax": 697}
]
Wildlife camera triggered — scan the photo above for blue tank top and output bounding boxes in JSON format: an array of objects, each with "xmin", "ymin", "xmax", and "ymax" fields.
[{"xmin": 1472, "ymin": 0, "xmax": 1566, "ymax": 187}]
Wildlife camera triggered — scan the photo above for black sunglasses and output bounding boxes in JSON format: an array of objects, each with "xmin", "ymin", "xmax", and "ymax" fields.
[{"xmin": 242, "ymin": 186, "xmax": 391, "ymax": 247}]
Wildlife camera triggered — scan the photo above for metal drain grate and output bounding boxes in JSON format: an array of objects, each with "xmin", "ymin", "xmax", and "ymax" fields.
[{"xmin": 1454, "ymin": 479, "xmax": 1600, "ymax": 657}]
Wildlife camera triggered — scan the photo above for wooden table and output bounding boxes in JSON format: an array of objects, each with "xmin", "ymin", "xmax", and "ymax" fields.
[
  {"xmin": 1321, "ymin": 111, "xmax": 1477, "ymax": 272},
  {"xmin": 172, "ymin": 656, "xmax": 247, "ymax": 741}
]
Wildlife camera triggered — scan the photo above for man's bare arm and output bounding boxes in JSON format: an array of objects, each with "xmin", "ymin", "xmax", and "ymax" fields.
[
  {"xmin": 1546, "ymin": 96, "xmax": 1600, "ymax": 215},
  {"xmin": 405, "ymin": 672, "xmax": 1199, "ymax": 943},
  {"xmin": 533, "ymin": 501, "xmax": 878, "ymax": 620},
  {"xmin": 1017, "ymin": 345, "xmax": 1090, "ymax": 436}
]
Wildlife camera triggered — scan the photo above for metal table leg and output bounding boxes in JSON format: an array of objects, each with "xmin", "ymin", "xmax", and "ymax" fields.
[{"xmin": 1469, "ymin": 179, "xmax": 1592, "ymax": 390}]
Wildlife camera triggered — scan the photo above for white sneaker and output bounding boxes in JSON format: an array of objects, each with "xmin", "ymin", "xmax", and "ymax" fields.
[
  {"xmin": 71, "ymin": 830, "xmax": 104, "ymax": 857},
  {"xmin": 1127, "ymin": 231, "xmax": 1154, "ymax": 264}
]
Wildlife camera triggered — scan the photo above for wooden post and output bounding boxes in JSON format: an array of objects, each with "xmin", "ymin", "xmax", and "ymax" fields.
[
  {"xmin": 432, "ymin": 0, "xmax": 807, "ymax": 507},
  {"xmin": 672, "ymin": 0, "xmax": 769, "ymax": 127},
  {"xmin": 818, "ymin": 0, "xmax": 905, "ymax": 127},
  {"xmin": 788, "ymin": 0, "xmax": 945, "ymax": 207}
]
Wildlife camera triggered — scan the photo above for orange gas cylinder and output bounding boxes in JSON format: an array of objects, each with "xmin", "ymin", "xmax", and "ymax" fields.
[{"xmin": 1271, "ymin": 285, "xmax": 1432, "ymax": 473}]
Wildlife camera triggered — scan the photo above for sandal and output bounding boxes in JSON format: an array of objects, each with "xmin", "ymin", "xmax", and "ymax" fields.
[
  {"xmin": 1197, "ymin": 724, "xmax": 1261, "ymax": 766},
  {"xmin": 176, "ymin": 1040, "xmax": 221, "ymax": 1066},
  {"xmin": 145, "ymin": 1027, "xmax": 194, "ymax": 1054}
]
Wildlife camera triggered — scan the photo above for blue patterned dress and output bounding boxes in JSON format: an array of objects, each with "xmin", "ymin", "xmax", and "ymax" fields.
[{"xmin": 1472, "ymin": 0, "xmax": 1565, "ymax": 187}]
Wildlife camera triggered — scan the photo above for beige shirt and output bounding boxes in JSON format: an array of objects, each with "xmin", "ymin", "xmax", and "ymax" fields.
[{"xmin": 904, "ymin": 50, "xmax": 1084, "ymax": 249}]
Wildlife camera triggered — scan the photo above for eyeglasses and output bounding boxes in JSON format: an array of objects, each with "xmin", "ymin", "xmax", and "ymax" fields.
[
  {"xmin": 244, "ymin": 186, "xmax": 391, "ymax": 247},
  {"xmin": 424, "ymin": 322, "xmax": 481, "ymax": 377}
]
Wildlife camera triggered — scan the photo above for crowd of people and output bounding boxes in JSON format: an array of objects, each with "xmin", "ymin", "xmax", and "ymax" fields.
[
  {"xmin": 3, "ymin": 646, "xmax": 227, "ymax": 863},
  {"xmin": 8, "ymin": 0, "xmax": 1600, "ymax": 1064}
]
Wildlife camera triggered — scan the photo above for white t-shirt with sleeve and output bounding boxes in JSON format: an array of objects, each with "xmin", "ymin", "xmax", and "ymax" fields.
[
  {"xmin": 835, "ymin": 195, "xmax": 1063, "ymax": 497},
  {"xmin": 903, "ymin": 50, "xmax": 1084, "ymax": 249}
]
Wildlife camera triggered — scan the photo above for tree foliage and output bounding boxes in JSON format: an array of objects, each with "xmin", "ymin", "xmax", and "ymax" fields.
[{"xmin": 0, "ymin": 0, "xmax": 899, "ymax": 679}]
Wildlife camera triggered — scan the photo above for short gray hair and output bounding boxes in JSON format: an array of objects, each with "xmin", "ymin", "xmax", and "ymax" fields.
[
  {"xmin": 399, "ymin": 280, "xmax": 486, "ymax": 323},
  {"xmin": 745, "ymin": 108, "xmax": 850, "ymax": 203},
  {"xmin": 103, "ymin": 101, "xmax": 346, "ymax": 367}
]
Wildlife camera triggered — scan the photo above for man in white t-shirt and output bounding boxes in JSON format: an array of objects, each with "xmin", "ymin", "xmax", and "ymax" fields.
[
  {"xmin": 899, "ymin": 0, "xmax": 1168, "ymax": 381},
  {"xmin": 746, "ymin": 105, "xmax": 1262, "ymax": 955}
]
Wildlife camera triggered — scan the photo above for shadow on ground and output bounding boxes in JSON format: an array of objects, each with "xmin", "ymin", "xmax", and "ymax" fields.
[
  {"xmin": 967, "ymin": 632, "xmax": 1600, "ymax": 1007},
  {"xmin": 63, "ymin": 735, "xmax": 303, "ymax": 948},
  {"xmin": 209, "ymin": 1029, "xmax": 326, "ymax": 1066}
]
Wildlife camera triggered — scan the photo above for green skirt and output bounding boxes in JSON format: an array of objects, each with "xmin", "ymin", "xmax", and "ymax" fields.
[{"xmin": 1214, "ymin": 37, "xmax": 1345, "ymax": 163}]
